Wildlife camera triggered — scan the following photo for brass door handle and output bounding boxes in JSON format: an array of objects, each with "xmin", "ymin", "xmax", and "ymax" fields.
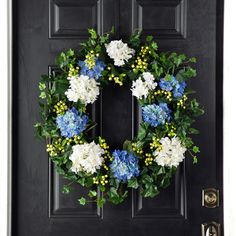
[{"xmin": 202, "ymin": 222, "xmax": 221, "ymax": 236}]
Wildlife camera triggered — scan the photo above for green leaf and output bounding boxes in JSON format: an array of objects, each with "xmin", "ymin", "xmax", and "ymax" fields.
[
  {"xmin": 88, "ymin": 28, "xmax": 97, "ymax": 39},
  {"xmin": 97, "ymin": 197, "xmax": 106, "ymax": 208},
  {"xmin": 146, "ymin": 35, "xmax": 153, "ymax": 42},
  {"xmin": 192, "ymin": 146, "xmax": 200, "ymax": 153},
  {"xmin": 39, "ymin": 82, "xmax": 46, "ymax": 90},
  {"xmin": 88, "ymin": 190, "xmax": 97, "ymax": 198},
  {"xmin": 39, "ymin": 91, "xmax": 46, "ymax": 99},
  {"xmin": 62, "ymin": 185, "xmax": 71, "ymax": 194},
  {"xmin": 189, "ymin": 57, "xmax": 197, "ymax": 63},
  {"xmin": 78, "ymin": 197, "xmax": 86, "ymax": 205},
  {"xmin": 193, "ymin": 156, "xmax": 198, "ymax": 164},
  {"xmin": 127, "ymin": 178, "xmax": 139, "ymax": 189}
]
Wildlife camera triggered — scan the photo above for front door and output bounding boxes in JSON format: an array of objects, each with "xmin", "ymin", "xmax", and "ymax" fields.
[{"xmin": 12, "ymin": 0, "xmax": 224, "ymax": 235}]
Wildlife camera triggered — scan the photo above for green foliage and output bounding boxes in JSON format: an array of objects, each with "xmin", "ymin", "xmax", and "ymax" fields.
[
  {"xmin": 35, "ymin": 27, "xmax": 204, "ymax": 208},
  {"xmin": 78, "ymin": 197, "xmax": 86, "ymax": 205}
]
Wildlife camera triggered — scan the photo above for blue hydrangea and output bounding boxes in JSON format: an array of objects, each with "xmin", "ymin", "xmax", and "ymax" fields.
[
  {"xmin": 110, "ymin": 150, "xmax": 140, "ymax": 182},
  {"xmin": 159, "ymin": 76, "xmax": 177, "ymax": 91},
  {"xmin": 173, "ymin": 81, "xmax": 186, "ymax": 98},
  {"xmin": 56, "ymin": 107, "xmax": 88, "ymax": 138},
  {"xmin": 142, "ymin": 103, "xmax": 171, "ymax": 127},
  {"xmin": 159, "ymin": 76, "xmax": 186, "ymax": 99},
  {"xmin": 78, "ymin": 59, "xmax": 106, "ymax": 80}
]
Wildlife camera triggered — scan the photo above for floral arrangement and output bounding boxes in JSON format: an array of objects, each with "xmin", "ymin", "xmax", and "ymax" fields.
[{"xmin": 35, "ymin": 28, "xmax": 204, "ymax": 207}]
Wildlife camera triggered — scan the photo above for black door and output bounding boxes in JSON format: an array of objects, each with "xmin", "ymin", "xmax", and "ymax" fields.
[{"xmin": 12, "ymin": 0, "xmax": 224, "ymax": 235}]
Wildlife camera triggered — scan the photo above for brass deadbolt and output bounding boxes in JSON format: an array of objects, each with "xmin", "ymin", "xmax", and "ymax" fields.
[{"xmin": 202, "ymin": 188, "xmax": 219, "ymax": 208}]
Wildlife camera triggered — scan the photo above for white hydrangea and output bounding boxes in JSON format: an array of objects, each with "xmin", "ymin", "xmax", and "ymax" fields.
[
  {"xmin": 131, "ymin": 72, "xmax": 157, "ymax": 99},
  {"xmin": 153, "ymin": 137, "xmax": 186, "ymax": 167},
  {"xmin": 65, "ymin": 75, "xmax": 100, "ymax": 105},
  {"xmin": 105, "ymin": 40, "xmax": 135, "ymax": 66},
  {"xmin": 69, "ymin": 141, "xmax": 104, "ymax": 174}
]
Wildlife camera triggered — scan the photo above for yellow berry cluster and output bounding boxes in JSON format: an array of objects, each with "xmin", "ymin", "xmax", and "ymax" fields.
[
  {"xmin": 177, "ymin": 94, "xmax": 187, "ymax": 109},
  {"xmin": 165, "ymin": 123, "xmax": 177, "ymax": 137},
  {"xmin": 53, "ymin": 101, "xmax": 68, "ymax": 115},
  {"xmin": 68, "ymin": 65, "xmax": 79, "ymax": 77},
  {"xmin": 93, "ymin": 174, "xmax": 108, "ymax": 185},
  {"xmin": 145, "ymin": 153, "xmax": 153, "ymax": 166},
  {"xmin": 85, "ymin": 50, "xmax": 99, "ymax": 69},
  {"xmin": 131, "ymin": 143, "xmax": 143, "ymax": 155},
  {"xmin": 150, "ymin": 90, "xmax": 172, "ymax": 102},
  {"xmin": 150, "ymin": 137, "xmax": 162, "ymax": 150},
  {"xmin": 46, "ymin": 138, "xmax": 65, "ymax": 157},
  {"xmin": 108, "ymin": 72, "xmax": 125, "ymax": 86},
  {"xmin": 99, "ymin": 137, "xmax": 112, "ymax": 170},
  {"xmin": 64, "ymin": 136, "xmax": 84, "ymax": 146},
  {"xmin": 131, "ymin": 46, "xmax": 149, "ymax": 73}
]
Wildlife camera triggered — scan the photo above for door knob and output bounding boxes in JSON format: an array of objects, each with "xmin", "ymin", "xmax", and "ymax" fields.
[{"xmin": 202, "ymin": 222, "xmax": 221, "ymax": 236}]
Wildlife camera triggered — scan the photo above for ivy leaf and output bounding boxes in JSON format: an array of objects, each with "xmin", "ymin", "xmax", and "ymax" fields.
[
  {"xmin": 97, "ymin": 197, "xmax": 106, "ymax": 208},
  {"xmin": 127, "ymin": 178, "xmax": 139, "ymax": 189},
  {"xmin": 146, "ymin": 35, "xmax": 153, "ymax": 42},
  {"xmin": 192, "ymin": 146, "xmax": 200, "ymax": 153},
  {"xmin": 88, "ymin": 28, "xmax": 97, "ymax": 39},
  {"xmin": 39, "ymin": 82, "xmax": 46, "ymax": 90},
  {"xmin": 78, "ymin": 197, "xmax": 86, "ymax": 205},
  {"xmin": 88, "ymin": 190, "xmax": 97, "ymax": 198},
  {"xmin": 193, "ymin": 156, "xmax": 198, "ymax": 164},
  {"xmin": 62, "ymin": 185, "xmax": 71, "ymax": 194}
]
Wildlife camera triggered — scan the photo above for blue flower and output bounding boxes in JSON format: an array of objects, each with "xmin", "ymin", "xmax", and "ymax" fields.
[
  {"xmin": 159, "ymin": 76, "xmax": 186, "ymax": 99},
  {"xmin": 56, "ymin": 107, "xmax": 88, "ymax": 138},
  {"xmin": 159, "ymin": 76, "xmax": 177, "ymax": 91},
  {"xmin": 78, "ymin": 59, "xmax": 106, "ymax": 80},
  {"xmin": 173, "ymin": 81, "xmax": 186, "ymax": 98},
  {"xmin": 110, "ymin": 150, "xmax": 140, "ymax": 182},
  {"xmin": 142, "ymin": 103, "xmax": 171, "ymax": 127}
]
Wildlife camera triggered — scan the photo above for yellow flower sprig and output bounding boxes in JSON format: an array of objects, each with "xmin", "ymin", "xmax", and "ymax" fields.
[
  {"xmin": 165, "ymin": 123, "xmax": 177, "ymax": 137},
  {"xmin": 148, "ymin": 90, "xmax": 172, "ymax": 102},
  {"xmin": 177, "ymin": 94, "xmax": 188, "ymax": 109},
  {"xmin": 107, "ymin": 70, "xmax": 126, "ymax": 86},
  {"xmin": 53, "ymin": 101, "xmax": 68, "ymax": 115},
  {"xmin": 46, "ymin": 138, "xmax": 65, "ymax": 157},
  {"xmin": 68, "ymin": 65, "xmax": 79, "ymax": 77},
  {"xmin": 131, "ymin": 46, "xmax": 150, "ymax": 73},
  {"xmin": 85, "ymin": 50, "xmax": 99, "ymax": 69},
  {"xmin": 145, "ymin": 153, "xmax": 154, "ymax": 166},
  {"xmin": 131, "ymin": 143, "xmax": 143, "ymax": 155}
]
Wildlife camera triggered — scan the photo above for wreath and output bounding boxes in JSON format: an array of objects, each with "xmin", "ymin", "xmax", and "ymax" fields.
[{"xmin": 35, "ymin": 28, "xmax": 204, "ymax": 207}]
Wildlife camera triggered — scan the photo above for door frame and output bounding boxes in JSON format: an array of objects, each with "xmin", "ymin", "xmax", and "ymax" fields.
[{"xmin": 0, "ymin": 0, "xmax": 229, "ymax": 235}]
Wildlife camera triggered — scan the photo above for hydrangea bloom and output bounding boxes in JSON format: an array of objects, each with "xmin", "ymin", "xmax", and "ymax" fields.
[
  {"xmin": 142, "ymin": 103, "xmax": 171, "ymax": 127},
  {"xmin": 65, "ymin": 75, "xmax": 100, "ymax": 105},
  {"xmin": 173, "ymin": 81, "xmax": 186, "ymax": 98},
  {"xmin": 56, "ymin": 107, "xmax": 88, "ymax": 138},
  {"xmin": 159, "ymin": 76, "xmax": 186, "ymax": 99},
  {"xmin": 105, "ymin": 40, "xmax": 135, "ymax": 66},
  {"xmin": 153, "ymin": 137, "xmax": 186, "ymax": 167},
  {"xmin": 69, "ymin": 141, "xmax": 104, "ymax": 174},
  {"xmin": 110, "ymin": 150, "xmax": 140, "ymax": 182},
  {"xmin": 131, "ymin": 72, "xmax": 157, "ymax": 99},
  {"xmin": 78, "ymin": 59, "xmax": 106, "ymax": 80}
]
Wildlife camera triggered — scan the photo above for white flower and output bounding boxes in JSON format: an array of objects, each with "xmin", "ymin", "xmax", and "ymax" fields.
[
  {"xmin": 105, "ymin": 40, "xmax": 135, "ymax": 66},
  {"xmin": 131, "ymin": 72, "xmax": 157, "ymax": 99},
  {"xmin": 153, "ymin": 137, "xmax": 186, "ymax": 167},
  {"xmin": 65, "ymin": 75, "xmax": 100, "ymax": 105},
  {"xmin": 69, "ymin": 141, "xmax": 104, "ymax": 174}
]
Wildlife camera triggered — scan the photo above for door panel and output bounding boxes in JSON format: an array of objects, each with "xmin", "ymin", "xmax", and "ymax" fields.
[{"xmin": 12, "ymin": 0, "xmax": 224, "ymax": 235}]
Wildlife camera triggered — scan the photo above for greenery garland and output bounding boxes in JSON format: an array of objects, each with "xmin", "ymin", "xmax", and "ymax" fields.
[{"xmin": 35, "ymin": 28, "xmax": 204, "ymax": 207}]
